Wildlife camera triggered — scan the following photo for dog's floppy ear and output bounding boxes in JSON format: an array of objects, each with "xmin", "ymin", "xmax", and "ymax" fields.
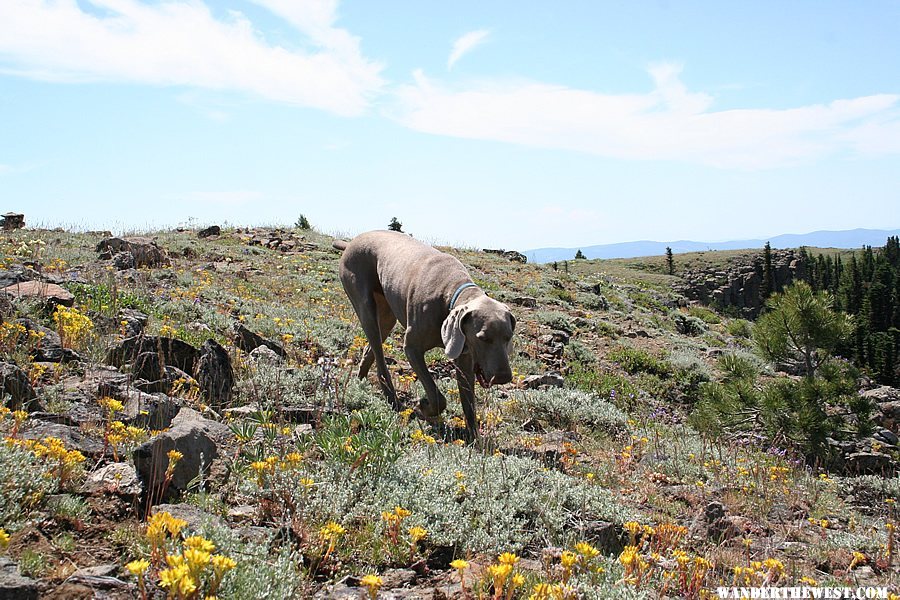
[{"xmin": 442, "ymin": 305, "xmax": 470, "ymax": 359}]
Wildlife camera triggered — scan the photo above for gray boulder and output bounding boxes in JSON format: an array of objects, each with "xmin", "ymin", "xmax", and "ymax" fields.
[
  {"xmin": 0, "ymin": 362, "xmax": 38, "ymax": 411},
  {"xmin": 133, "ymin": 407, "xmax": 228, "ymax": 503},
  {"xmin": 0, "ymin": 557, "xmax": 38, "ymax": 600}
]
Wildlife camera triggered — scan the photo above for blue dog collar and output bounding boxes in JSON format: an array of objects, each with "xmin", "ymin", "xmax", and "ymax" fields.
[{"xmin": 449, "ymin": 282, "xmax": 479, "ymax": 310}]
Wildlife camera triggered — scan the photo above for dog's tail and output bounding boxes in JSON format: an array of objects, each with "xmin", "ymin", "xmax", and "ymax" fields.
[{"xmin": 332, "ymin": 240, "xmax": 348, "ymax": 251}]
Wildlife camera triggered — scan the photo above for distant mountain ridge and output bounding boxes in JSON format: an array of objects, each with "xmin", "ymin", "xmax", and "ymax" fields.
[{"xmin": 524, "ymin": 228, "xmax": 900, "ymax": 263}]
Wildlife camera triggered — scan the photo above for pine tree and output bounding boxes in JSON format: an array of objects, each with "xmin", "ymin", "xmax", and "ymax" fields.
[
  {"xmin": 388, "ymin": 217, "xmax": 403, "ymax": 232},
  {"xmin": 753, "ymin": 281, "xmax": 852, "ymax": 379},
  {"xmin": 838, "ymin": 254, "xmax": 863, "ymax": 315},
  {"xmin": 761, "ymin": 242, "xmax": 774, "ymax": 300},
  {"xmin": 575, "ymin": 249, "xmax": 586, "ymax": 259},
  {"xmin": 666, "ymin": 247, "xmax": 674, "ymax": 275}
]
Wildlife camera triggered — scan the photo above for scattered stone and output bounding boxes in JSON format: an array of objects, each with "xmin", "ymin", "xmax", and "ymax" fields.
[
  {"xmin": 118, "ymin": 309, "xmax": 148, "ymax": 337},
  {"xmin": 134, "ymin": 408, "xmax": 228, "ymax": 503},
  {"xmin": 583, "ymin": 520, "xmax": 623, "ymax": 554},
  {"xmin": 237, "ymin": 227, "xmax": 318, "ymax": 253},
  {"xmin": 690, "ymin": 501, "xmax": 741, "ymax": 542},
  {"xmin": 845, "ymin": 451, "xmax": 896, "ymax": 475},
  {"xmin": 111, "ymin": 251, "xmax": 135, "ymax": 271},
  {"xmin": 0, "ymin": 212, "xmax": 25, "ymax": 230},
  {"xmin": 82, "ymin": 365, "xmax": 129, "ymax": 398},
  {"xmin": 120, "ymin": 390, "xmax": 182, "ymax": 429},
  {"xmin": 70, "ymin": 564, "xmax": 120, "ymax": 579},
  {"xmin": 194, "ymin": 339, "xmax": 234, "ymax": 410},
  {"xmin": 234, "ymin": 323, "xmax": 287, "ymax": 358},
  {"xmin": 135, "ymin": 366, "xmax": 195, "ymax": 395},
  {"xmin": 509, "ymin": 296, "xmax": 537, "ymax": 308},
  {"xmin": 0, "ymin": 557, "xmax": 39, "ymax": 600},
  {"xmin": 80, "ymin": 463, "xmax": 143, "ymax": 497},
  {"xmin": 248, "ymin": 344, "xmax": 284, "ymax": 364},
  {"xmin": 523, "ymin": 372, "xmax": 565, "ymax": 389},
  {"xmin": 874, "ymin": 428, "xmax": 899, "ymax": 447},
  {"xmin": 132, "ymin": 351, "xmax": 165, "ymax": 382},
  {"xmin": 96, "ymin": 237, "xmax": 169, "ymax": 268},
  {"xmin": 198, "ymin": 225, "xmax": 221, "ymax": 238},
  {"xmin": 0, "ymin": 280, "xmax": 74, "ymax": 307},
  {"xmin": 227, "ymin": 505, "xmax": 256, "ymax": 522},
  {"xmin": 0, "ymin": 361, "xmax": 39, "ymax": 410}
]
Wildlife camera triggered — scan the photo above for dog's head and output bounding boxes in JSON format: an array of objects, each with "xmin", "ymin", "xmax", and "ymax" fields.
[{"xmin": 441, "ymin": 295, "xmax": 515, "ymax": 387}]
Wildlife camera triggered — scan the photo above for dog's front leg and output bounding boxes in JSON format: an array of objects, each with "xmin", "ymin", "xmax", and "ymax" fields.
[
  {"xmin": 404, "ymin": 344, "xmax": 446, "ymax": 419},
  {"xmin": 454, "ymin": 351, "xmax": 478, "ymax": 441}
]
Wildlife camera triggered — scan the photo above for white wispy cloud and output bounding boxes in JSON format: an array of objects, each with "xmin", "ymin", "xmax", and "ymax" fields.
[
  {"xmin": 447, "ymin": 29, "xmax": 490, "ymax": 70},
  {"xmin": 393, "ymin": 64, "xmax": 900, "ymax": 168},
  {"xmin": 0, "ymin": 0, "xmax": 383, "ymax": 116}
]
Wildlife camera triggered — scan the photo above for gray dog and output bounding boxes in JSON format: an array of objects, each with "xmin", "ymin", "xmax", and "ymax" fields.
[{"xmin": 333, "ymin": 231, "xmax": 515, "ymax": 437}]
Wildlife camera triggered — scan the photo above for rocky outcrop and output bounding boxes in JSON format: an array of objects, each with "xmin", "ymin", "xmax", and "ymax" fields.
[
  {"xmin": 0, "ymin": 557, "xmax": 39, "ymax": 600},
  {"xmin": 0, "ymin": 212, "xmax": 25, "ymax": 231},
  {"xmin": 483, "ymin": 248, "xmax": 527, "ymax": 263},
  {"xmin": 674, "ymin": 249, "xmax": 806, "ymax": 317},
  {"xmin": 197, "ymin": 225, "xmax": 221, "ymax": 238},
  {"xmin": 236, "ymin": 228, "xmax": 318, "ymax": 253},
  {"xmin": 96, "ymin": 236, "xmax": 169, "ymax": 268}
]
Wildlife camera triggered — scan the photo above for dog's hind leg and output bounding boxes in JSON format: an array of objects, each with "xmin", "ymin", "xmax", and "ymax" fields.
[
  {"xmin": 352, "ymin": 293, "xmax": 400, "ymax": 409},
  {"xmin": 358, "ymin": 294, "xmax": 397, "ymax": 378}
]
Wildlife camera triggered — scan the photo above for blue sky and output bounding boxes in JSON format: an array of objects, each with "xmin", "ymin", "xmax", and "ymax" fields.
[{"xmin": 1, "ymin": 1, "xmax": 898, "ymax": 249}]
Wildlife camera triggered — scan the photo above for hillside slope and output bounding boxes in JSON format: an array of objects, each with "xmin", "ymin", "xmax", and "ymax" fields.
[{"xmin": 0, "ymin": 227, "xmax": 896, "ymax": 599}]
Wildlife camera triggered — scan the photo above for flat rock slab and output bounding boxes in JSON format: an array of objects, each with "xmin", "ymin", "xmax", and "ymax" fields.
[
  {"xmin": 81, "ymin": 462, "xmax": 143, "ymax": 497},
  {"xmin": 19, "ymin": 421, "xmax": 105, "ymax": 457},
  {"xmin": 0, "ymin": 281, "xmax": 74, "ymax": 306}
]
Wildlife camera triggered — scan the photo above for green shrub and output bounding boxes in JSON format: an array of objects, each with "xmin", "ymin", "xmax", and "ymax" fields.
[
  {"xmin": 537, "ymin": 311, "xmax": 575, "ymax": 334},
  {"xmin": 608, "ymin": 346, "xmax": 672, "ymax": 377},
  {"xmin": 0, "ymin": 440, "xmax": 56, "ymax": 529},
  {"xmin": 687, "ymin": 305, "xmax": 721, "ymax": 324},
  {"xmin": 564, "ymin": 339, "xmax": 597, "ymax": 365},
  {"xmin": 517, "ymin": 388, "xmax": 628, "ymax": 433},
  {"xmin": 672, "ymin": 312, "xmax": 706, "ymax": 336},
  {"xmin": 566, "ymin": 363, "xmax": 640, "ymax": 407},
  {"xmin": 364, "ymin": 446, "xmax": 639, "ymax": 554},
  {"xmin": 717, "ymin": 352, "xmax": 760, "ymax": 382},
  {"xmin": 726, "ymin": 319, "xmax": 753, "ymax": 339}
]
